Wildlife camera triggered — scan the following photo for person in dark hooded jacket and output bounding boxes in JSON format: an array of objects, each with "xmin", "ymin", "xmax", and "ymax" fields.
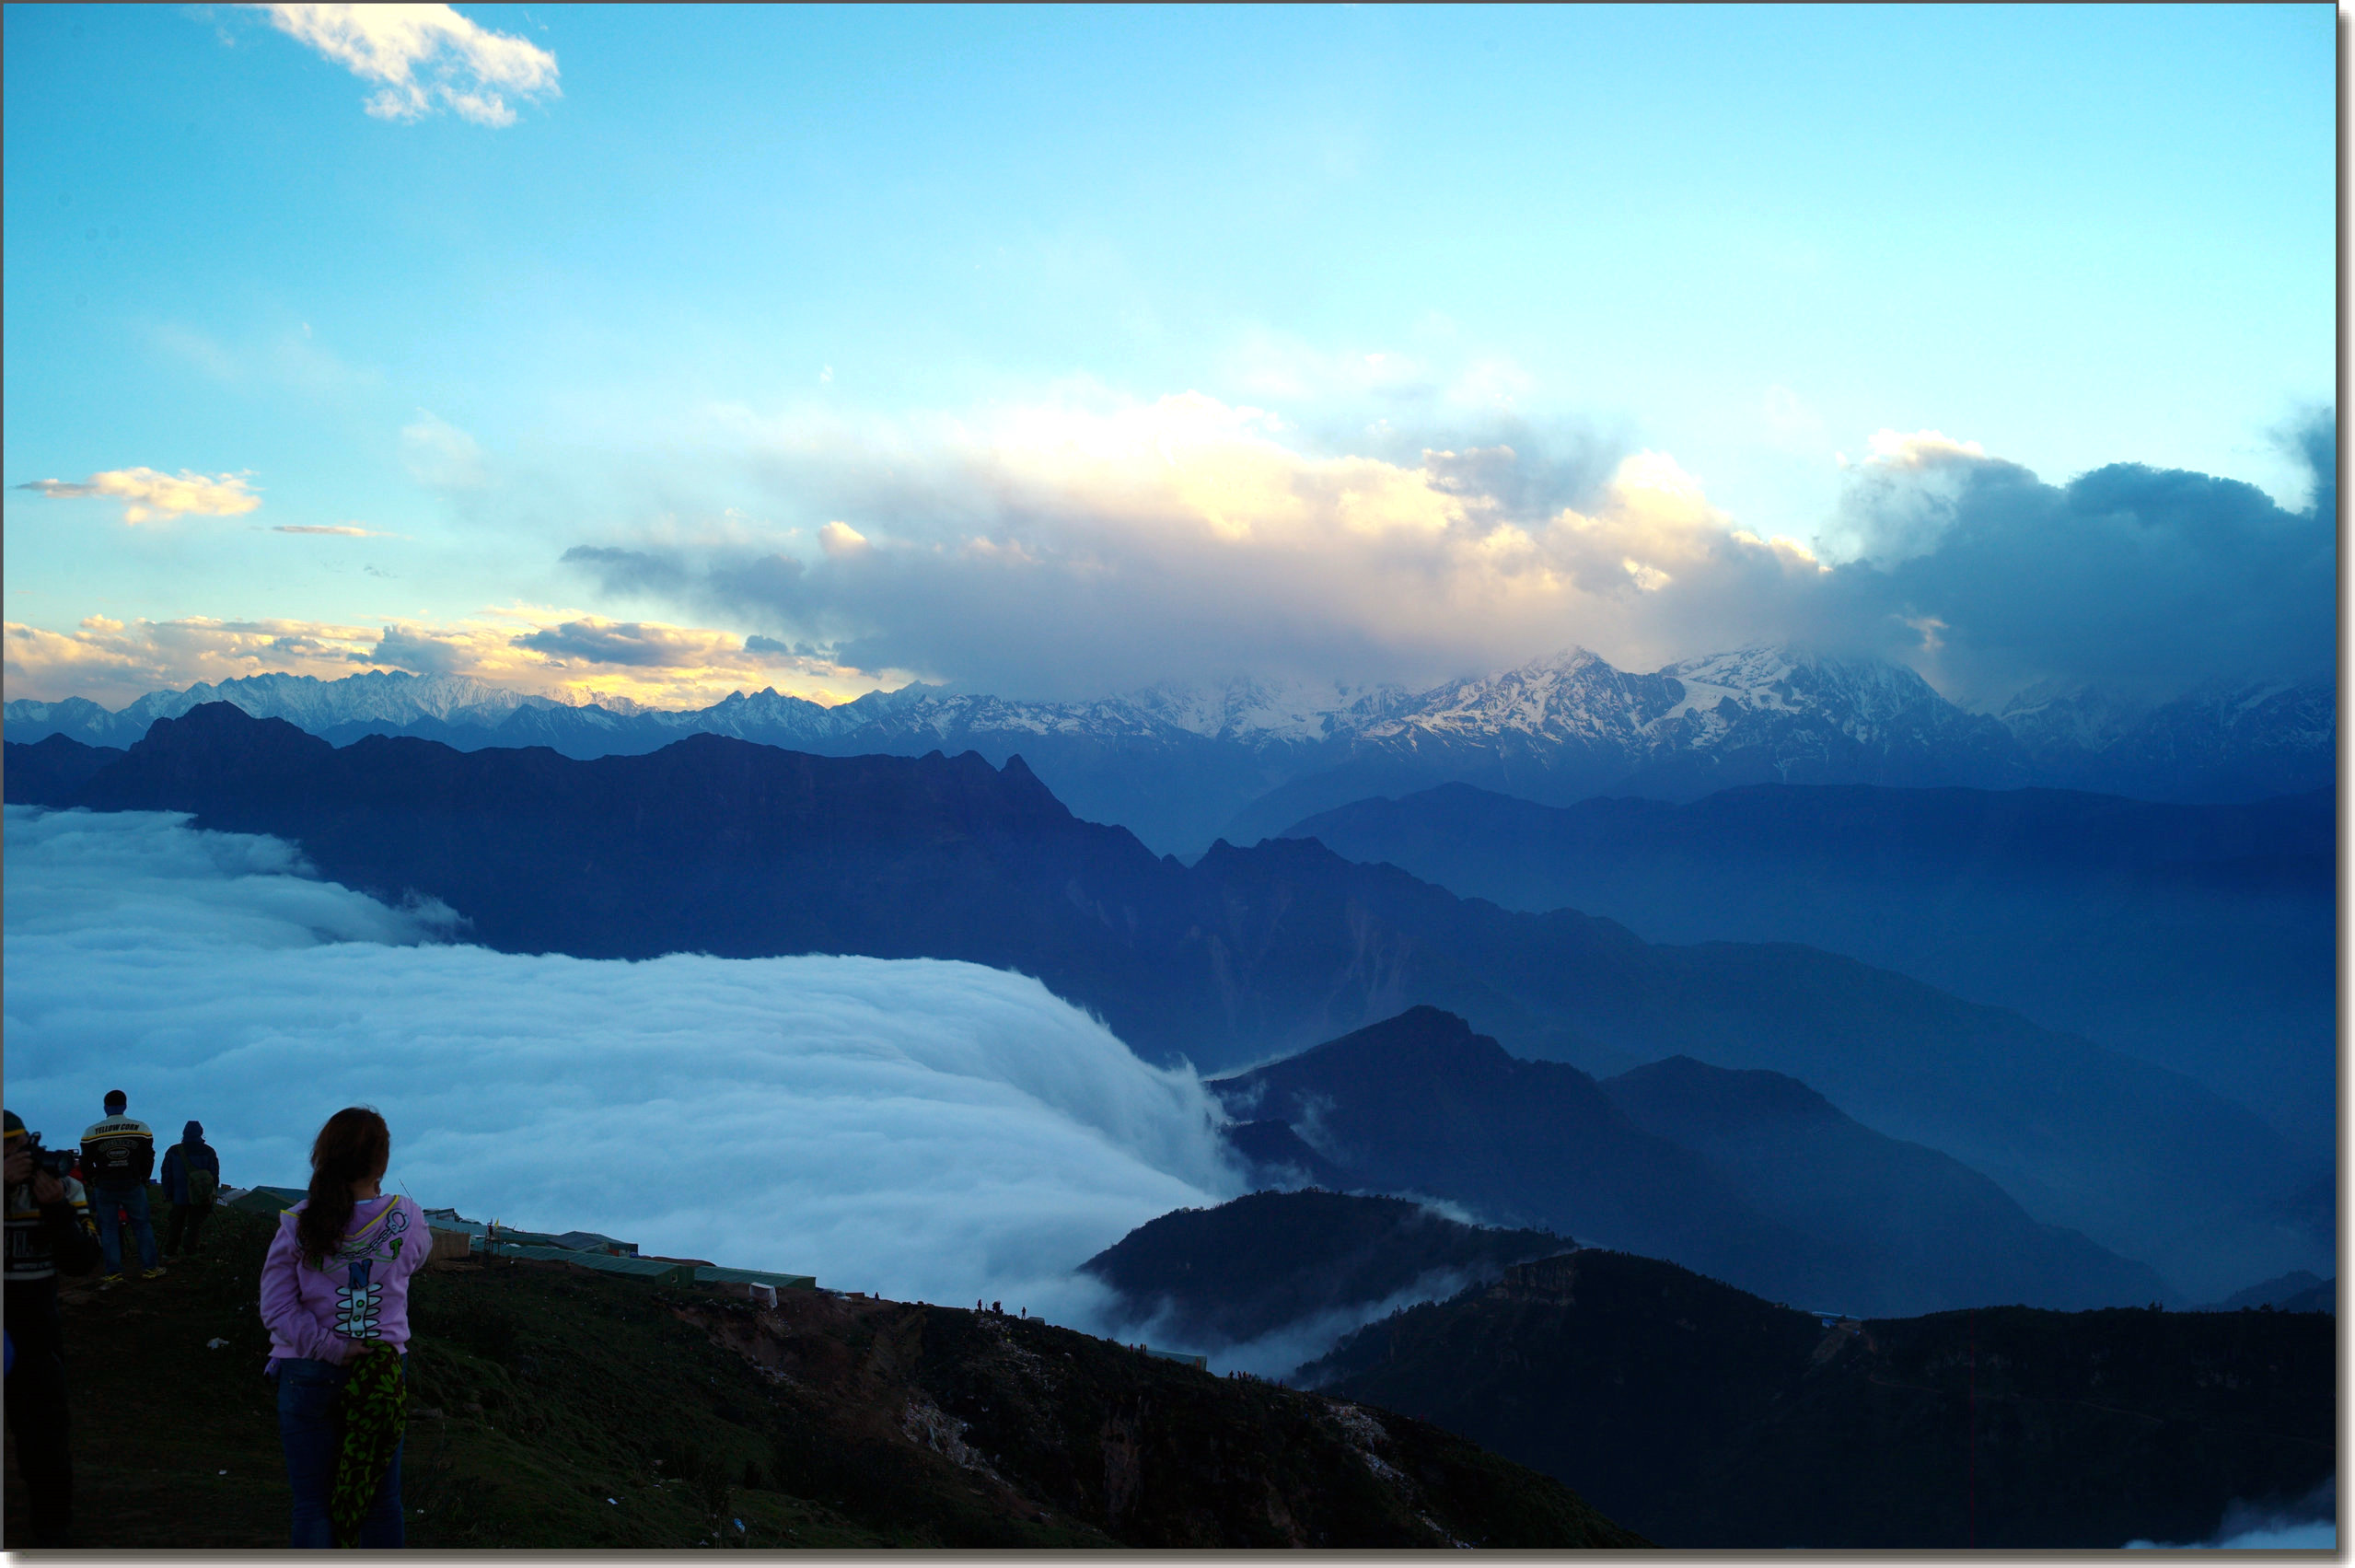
[{"xmin": 159, "ymin": 1121, "xmax": 222, "ymax": 1260}]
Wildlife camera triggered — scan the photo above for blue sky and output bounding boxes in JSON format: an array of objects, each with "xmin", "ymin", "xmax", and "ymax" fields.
[{"xmin": 2, "ymin": 4, "xmax": 2335, "ymax": 709}]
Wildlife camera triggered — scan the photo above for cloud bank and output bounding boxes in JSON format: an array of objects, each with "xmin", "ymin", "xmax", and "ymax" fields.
[
  {"xmin": 3, "ymin": 807, "xmax": 1242, "ymax": 1313},
  {"xmin": 2125, "ymin": 1477, "xmax": 2336, "ymax": 1550},
  {"xmin": 247, "ymin": 3, "xmax": 560, "ymax": 127},
  {"xmin": 4, "ymin": 608, "xmax": 901, "ymax": 713},
  {"xmin": 557, "ymin": 396, "xmax": 2335, "ymax": 708},
  {"xmin": 17, "ymin": 467, "xmax": 261, "ymax": 524}
]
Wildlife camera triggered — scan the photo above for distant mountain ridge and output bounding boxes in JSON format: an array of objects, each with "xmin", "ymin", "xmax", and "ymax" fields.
[
  {"xmin": 1205, "ymin": 1009, "xmax": 2171, "ymax": 1318},
  {"xmin": 1281, "ymin": 779, "xmax": 2337, "ymax": 1154},
  {"xmin": 6, "ymin": 646, "xmax": 2330, "ymax": 853},
  {"xmin": 4, "ymin": 705, "xmax": 2324, "ymax": 1300}
]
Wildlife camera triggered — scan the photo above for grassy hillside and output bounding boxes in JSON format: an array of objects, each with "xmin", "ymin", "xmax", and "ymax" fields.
[{"xmin": 3, "ymin": 1206, "xmax": 1644, "ymax": 1550}]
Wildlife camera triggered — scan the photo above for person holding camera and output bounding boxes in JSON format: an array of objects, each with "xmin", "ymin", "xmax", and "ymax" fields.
[
  {"xmin": 80, "ymin": 1089, "xmax": 161, "ymax": 1286},
  {"xmin": 6, "ymin": 1109, "xmax": 102, "ymax": 1547}
]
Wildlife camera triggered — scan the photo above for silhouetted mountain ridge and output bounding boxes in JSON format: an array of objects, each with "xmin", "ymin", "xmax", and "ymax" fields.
[
  {"xmin": 9, "ymin": 644, "xmax": 2329, "ymax": 854},
  {"xmin": 1302, "ymin": 1248, "xmax": 2333, "ymax": 1548},
  {"xmin": 2, "ymin": 706, "xmax": 2318, "ymax": 1301}
]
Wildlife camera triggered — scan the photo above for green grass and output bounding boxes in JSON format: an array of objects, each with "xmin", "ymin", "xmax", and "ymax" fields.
[{"xmin": 7, "ymin": 1204, "xmax": 1642, "ymax": 1549}]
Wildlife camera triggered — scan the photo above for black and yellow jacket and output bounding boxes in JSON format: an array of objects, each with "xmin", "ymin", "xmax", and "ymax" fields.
[{"xmin": 79, "ymin": 1114, "xmax": 156, "ymax": 1190}]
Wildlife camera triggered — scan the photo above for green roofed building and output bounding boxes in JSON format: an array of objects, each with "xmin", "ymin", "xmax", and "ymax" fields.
[
  {"xmin": 485, "ymin": 1243, "xmax": 694, "ymax": 1285},
  {"xmin": 694, "ymin": 1264, "xmax": 817, "ymax": 1291}
]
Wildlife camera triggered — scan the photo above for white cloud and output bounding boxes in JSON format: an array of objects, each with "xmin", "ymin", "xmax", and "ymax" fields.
[
  {"xmin": 1860, "ymin": 427, "xmax": 1988, "ymax": 470},
  {"xmin": 2, "ymin": 807, "xmax": 1243, "ymax": 1313},
  {"xmin": 273, "ymin": 523, "xmax": 396, "ymax": 538},
  {"xmin": 17, "ymin": 468, "xmax": 261, "ymax": 525},
  {"xmin": 1111, "ymin": 1265, "xmax": 1490, "ymax": 1381},
  {"xmin": 400, "ymin": 411, "xmax": 487, "ymax": 489},
  {"xmin": 247, "ymin": 3, "xmax": 560, "ymax": 126},
  {"xmin": 817, "ymin": 520, "xmax": 870, "ymax": 559},
  {"xmin": 562, "ymin": 391, "xmax": 1835, "ymax": 697}
]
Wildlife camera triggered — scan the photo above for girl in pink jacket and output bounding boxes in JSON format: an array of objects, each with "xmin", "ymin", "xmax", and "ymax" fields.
[{"xmin": 259, "ymin": 1107, "xmax": 427, "ymax": 1548}]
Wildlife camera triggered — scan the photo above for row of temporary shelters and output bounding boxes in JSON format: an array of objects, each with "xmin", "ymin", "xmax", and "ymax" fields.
[{"xmin": 221, "ymin": 1187, "xmax": 815, "ymax": 1293}]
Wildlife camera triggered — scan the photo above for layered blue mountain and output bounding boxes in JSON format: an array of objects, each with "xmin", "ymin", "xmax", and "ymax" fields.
[
  {"xmin": 1208, "ymin": 1010, "xmax": 2168, "ymax": 1318},
  {"xmin": 2196, "ymin": 1270, "xmax": 2334, "ymax": 1314},
  {"xmin": 1079, "ymin": 1191, "xmax": 1566, "ymax": 1353},
  {"xmin": 3, "ymin": 706, "xmax": 2319, "ymax": 1299},
  {"xmin": 1282, "ymin": 781, "xmax": 2337, "ymax": 1154},
  {"xmin": 6, "ymin": 645, "xmax": 2331, "ymax": 855},
  {"xmin": 1298, "ymin": 1249, "xmax": 2334, "ymax": 1548}
]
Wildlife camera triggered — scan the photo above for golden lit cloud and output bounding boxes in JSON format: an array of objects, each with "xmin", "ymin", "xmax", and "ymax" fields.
[
  {"xmin": 17, "ymin": 468, "xmax": 261, "ymax": 525},
  {"xmin": 4, "ymin": 609, "xmax": 909, "ymax": 714},
  {"xmin": 545, "ymin": 390, "xmax": 1864, "ymax": 697}
]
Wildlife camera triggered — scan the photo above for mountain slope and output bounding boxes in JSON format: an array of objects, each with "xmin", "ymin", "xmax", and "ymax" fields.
[
  {"xmin": 1079, "ymin": 1191, "xmax": 1565, "ymax": 1353},
  {"xmin": 1210, "ymin": 1011, "xmax": 2169, "ymax": 1318},
  {"xmin": 5, "ymin": 707, "xmax": 2317, "ymax": 1300},
  {"xmin": 1281, "ymin": 780, "xmax": 2336, "ymax": 1151},
  {"xmin": 1304, "ymin": 1249, "xmax": 2335, "ymax": 1548},
  {"xmin": 28, "ymin": 1203, "xmax": 1642, "ymax": 1549},
  {"xmin": 1598, "ymin": 1055, "xmax": 2167, "ymax": 1314}
]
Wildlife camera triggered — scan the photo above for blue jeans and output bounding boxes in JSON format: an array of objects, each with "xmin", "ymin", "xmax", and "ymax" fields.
[
  {"xmin": 90, "ymin": 1183, "xmax": 158, "ymax": 1275},
  {"xmin": 275, "ymin": 1355, "xmax": 406, "ymax": 1548}
]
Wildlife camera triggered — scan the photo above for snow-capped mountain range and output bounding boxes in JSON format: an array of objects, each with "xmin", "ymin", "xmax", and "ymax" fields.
[{"xmin": 6, "ymin": 647, "xmax": 2332, "ymax": 854}]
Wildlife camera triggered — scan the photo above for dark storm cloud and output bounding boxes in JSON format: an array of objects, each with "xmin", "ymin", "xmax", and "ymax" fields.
[
  {"xmin": 1829, "ymin": 412, "xmax": 2337, "ymax": 704},
  {"xmin": 512, "ymin": 620, "xmax": 696, "ymax": 668}
]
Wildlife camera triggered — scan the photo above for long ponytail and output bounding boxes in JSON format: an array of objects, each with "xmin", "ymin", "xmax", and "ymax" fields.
[{"xmin": 298, "ymin": 1107, "xmax": 389, "ymax": 1267}]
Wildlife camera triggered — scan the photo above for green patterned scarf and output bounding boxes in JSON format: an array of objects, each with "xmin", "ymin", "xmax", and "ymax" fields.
[{"xmin": 331, "ymin": 1343, "xmax": 409, "ymax": 1547}]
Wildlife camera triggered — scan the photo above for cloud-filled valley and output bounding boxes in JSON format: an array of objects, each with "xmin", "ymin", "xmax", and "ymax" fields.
[{"xmin": 2, "ymin": 806, "xmax": 1244, "ymax": 1318}]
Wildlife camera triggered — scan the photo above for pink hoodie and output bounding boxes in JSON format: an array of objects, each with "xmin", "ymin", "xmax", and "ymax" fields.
[{"xmin": 259, "ymin": 1194, "xmax": 429, "ymax": 1367}]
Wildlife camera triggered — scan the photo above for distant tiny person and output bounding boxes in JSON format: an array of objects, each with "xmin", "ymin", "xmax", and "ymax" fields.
[
  {"xmin": 79, "ymin": 1090, "xmax": 161, "ymax": 1286},
  {"xmin": 259, "ymin": 1107, "xmax": 428, "ymax": 1549},
  {"xmin": 160, "ymin": 1121, "xmax": 223, "ymax": 1260}
]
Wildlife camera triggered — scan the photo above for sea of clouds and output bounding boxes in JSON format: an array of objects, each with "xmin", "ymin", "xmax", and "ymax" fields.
[
  {"xmin": 2, "ymin": 806, "xmax": 1245, "ymax": 1321},
  {"xmin": 2123, "ymin": 1477, "xmax": 2337, "ymax": 1550}
]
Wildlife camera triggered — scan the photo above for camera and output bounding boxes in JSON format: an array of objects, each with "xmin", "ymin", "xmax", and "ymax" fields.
[{"xmin": 20, "ymin": 1133, "xmax": 77, "ymax": 1181}]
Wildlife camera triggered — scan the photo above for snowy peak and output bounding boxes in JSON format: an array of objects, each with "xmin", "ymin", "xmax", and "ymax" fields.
[
  {"xmin": 1365, "ymin": 647, "xmax": 1683, "ymax": 746},
  {"xmin": 1125, "ymin": 676, "xmax": 1416, "ymax": 745},
  {"xmin": 1998, "ymin": 681, "xmax": 2151, "ymax": 755},
  {"xmin": 1652, "ymin": 645, "xmax": 1949, "ymax": 738},
  {"xmin": 3, "ymin": 668, "xmax": 567, "ymax": 745},
  {"xmin": 6, "ymin": 645, "xmax": 2329, "ymax": 837}
]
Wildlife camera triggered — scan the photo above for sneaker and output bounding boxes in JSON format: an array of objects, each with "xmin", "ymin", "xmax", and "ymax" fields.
[
  {"xmin": 142, "ymin": 1266, "xmax": 168, "ymax": 1280},
  {"xmin": 99, "ymin": 1273, "xmax": 124, "ymax": 1289}
]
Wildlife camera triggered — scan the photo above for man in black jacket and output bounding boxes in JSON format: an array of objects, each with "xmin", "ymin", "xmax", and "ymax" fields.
[
  {"xmin": 6, "ymin": 1109, "xmax": 103, "ymax": 1547},
  {"xmin": 79, "ymin": 1089, "xmax": 159, "ymax": 1285}
]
